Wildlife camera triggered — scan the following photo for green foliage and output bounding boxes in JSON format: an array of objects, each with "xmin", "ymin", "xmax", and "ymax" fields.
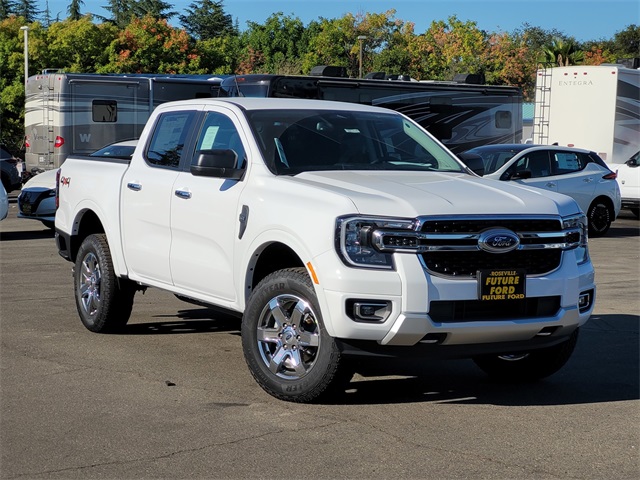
[
  {"xmin": 45, "ymin": 18, "xmax": 117, "ymax": 72},
  {"xmin": 99, "ymin": 15, "xmax": 198, "ymax": 74},
  {"xmin": 179, "ymin": 0, "xmax": 235, "ymax": 40},
  {"xmin": 0, "ymin": 6, "xmax": 632, "ymax": 152}
]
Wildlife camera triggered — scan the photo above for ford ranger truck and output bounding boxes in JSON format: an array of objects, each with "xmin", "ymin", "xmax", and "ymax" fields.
[{"xmin": 55, "ymin": 98, "xmax": 596, "ymax": 402}]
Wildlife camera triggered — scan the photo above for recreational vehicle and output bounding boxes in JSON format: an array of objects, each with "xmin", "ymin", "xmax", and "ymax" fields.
[
  {"xmin": 24, "ymin": 73, "xmax": 223, "ymax": 174},
  {"xmin": 218, "ymin": 70, "xmax": 523, "ymax": 153},
  {"xmin": 533, "ymin": 64, "xmax": 640, "ymax": 165}
]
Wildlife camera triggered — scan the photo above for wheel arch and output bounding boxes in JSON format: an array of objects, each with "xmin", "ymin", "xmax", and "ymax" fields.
[
  {"xmin": 245, "ymin": 241, "xmax": 305, "ymax": 303},
  {"xmin": 68, "ymin": 208, "xmax": 105, "ymax": 263}
]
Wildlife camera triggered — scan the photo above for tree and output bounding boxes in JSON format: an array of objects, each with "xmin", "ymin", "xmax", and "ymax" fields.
[
  {"xmin": 539, "ymin": 37, "xmax": 584, "ymax": 66},
  {"xmin": 241, "ymin": 12, "xmax": 309, "ymax": 74},
  {"xmin": 67, "ymin": 0, "xmax": 84, "ymax": 21},
  {"xmin": 99, "ymin": 15, "xmax": 199, "ymax": 74},
  {"xmin": 610, "ymin": 24, "xmax": 640, "ymax": 58},
  {"xmin": 45, "ymin": 18, "xmax": 118, "ymax": 71},
  {"xmin": 179, "ymin": 0, "xmax": 235, "ymax": 40},
  {"xmin": 13, "ymin": 0, "xmax": 39, "ymax": 23},
  {"xmin": 0, "ymin": 1, "xmax": 17, "ymax": 20}
]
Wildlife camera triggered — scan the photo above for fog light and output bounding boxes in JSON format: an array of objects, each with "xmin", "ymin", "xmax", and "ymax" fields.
[
  {"xmin": 578, "ymin": 290, "xmax": 594, "ymax": 313},
  {"xmin": 347, "ymin": 300, "xmax": 391, "ymax": 322}
]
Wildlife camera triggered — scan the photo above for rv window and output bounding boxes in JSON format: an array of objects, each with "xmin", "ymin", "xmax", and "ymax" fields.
[
  {"xmin": 92, "ymin": 100, "xmax": 117, "ymax": 122},
  {"xmin": 495, "ymin": 111, "xmax": 512, "ymax": 129}
]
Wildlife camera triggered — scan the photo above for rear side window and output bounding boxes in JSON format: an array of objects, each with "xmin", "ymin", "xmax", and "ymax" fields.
[
  {"xmin": 145, "ymin": 111, "xmax": 196, "ymax": 169},
  {"xmin": 553, "ymin": 152, "xmax": 587, "ymax": 174}
]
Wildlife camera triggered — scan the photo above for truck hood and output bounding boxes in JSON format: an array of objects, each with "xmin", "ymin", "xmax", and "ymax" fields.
[{"xmin": 290, "ymin": 171, "xmax": 581, "ymax": 218}]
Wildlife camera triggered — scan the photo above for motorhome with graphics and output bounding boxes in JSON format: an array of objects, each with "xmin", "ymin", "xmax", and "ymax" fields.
[
  {"xmin": 218, "ymin": 68, "xmax": 523, "ymax": 153},
  {"xmin": 24, "ymin": 72, "xmax": 223, "ymax": 175}
]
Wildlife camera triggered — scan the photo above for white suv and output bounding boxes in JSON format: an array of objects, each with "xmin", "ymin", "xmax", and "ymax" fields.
[{"xmin": 615, "ymin": 151, "xmax": 640, "ymax": 218}]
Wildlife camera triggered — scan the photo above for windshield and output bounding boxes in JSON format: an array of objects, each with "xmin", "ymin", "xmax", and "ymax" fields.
[{"xmin": 244, "ymin": 109, "xmax": 466, "ymax": 175}]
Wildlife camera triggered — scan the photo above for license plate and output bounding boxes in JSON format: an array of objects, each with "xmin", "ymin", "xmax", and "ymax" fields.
[
  {"xmin": 22, "ymin": 203, "xmax": 31, "ymax": 215},
  {"xmin": 478, "ymin": 269, "xmax": 526, "ymax": 301}
]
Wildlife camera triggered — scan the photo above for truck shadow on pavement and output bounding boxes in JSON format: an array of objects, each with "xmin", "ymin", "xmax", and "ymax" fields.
[
  {"xmin": 0, "ymin": 229, "xmax": 55, "ymax": 241},
  {"xmin": 121, "ymin": 307, "xmax": 241, "ymax": 336},
  {"xmin": 334, "ymin": 313, "xmax": 639, "ymax": 406},
  {"xmin": 605, "ymin": 223, "xmax": 639, "ymax": 238}
]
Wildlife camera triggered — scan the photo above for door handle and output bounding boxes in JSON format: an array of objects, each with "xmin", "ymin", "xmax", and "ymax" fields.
[
  {"xmin": 127, "ymin": 183, "xmax": 142, "ymax": 191},
  {"xmin": 174, "ymin": 190, "xmax": 192, "ymax": 199},
  {"xmin": 583, "ymin": 178, "xmax": 594, "ymax": 183},
  {"xmin": 546, "ymin": 182, "xmax": 556, "ymax": 188}
]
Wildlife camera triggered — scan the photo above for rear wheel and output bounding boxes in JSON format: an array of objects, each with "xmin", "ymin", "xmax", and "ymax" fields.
[
  {"xmin": 74, "ymin": 234, "xmax": 136, "ymax": 333},
  {"xmin": 473, "ymin": 329, "xmax": 579, "ymax": 381},
  {"xmin": 587, "ymin": 200, "xmax": 612, "ymax": 236},
  {"xmin": 241, "ymin": 267, "xmax": 349, "ymax": 402},
  {"xmin": 630, "ymin": 207, "xmax": 639, "ymax": 219}
]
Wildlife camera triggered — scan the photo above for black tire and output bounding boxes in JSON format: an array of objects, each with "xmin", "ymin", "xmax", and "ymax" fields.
[
  {"xmin": 74, "ymin": 234, "xmax": 136, "ymax": 333},
  {"xmin": 42, "ymin": 220, "xmax": 55, "ymax": 230},
  {"xmin": 241, "ymin": 267, "xmax": 349, "ymax": 402},
  {"xmin": 473, "ymin": 329, "xmax": 579, "ymax": 382},
  {"xmin": 587, "ymin": 200, "xmax": 612, "ymax": 237},
  {"xmin": 630, "ymin": 208, "xmax": 639, "ymax": 219}
]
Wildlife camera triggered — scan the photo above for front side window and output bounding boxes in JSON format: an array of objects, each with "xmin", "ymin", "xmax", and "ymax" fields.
[
  {"xmin": 244, "ymin": 109, "xmax": 465, "ymax": 175},
  {"xmin": 510, "ymin": 151, "xmax": 552, "ymax": 178},
  {"xmin": 145, "ymin": 111, "xmax": 196, "ymax": 169},
  {"xmin": 194, "ymin": 112, "xmax": 245, "ymax": 166}
]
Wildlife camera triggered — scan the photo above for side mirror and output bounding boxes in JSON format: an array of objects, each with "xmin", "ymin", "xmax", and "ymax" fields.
[
  {"xmin": 458, "ymin": 153, "xmax": 485, "ymax": 176},
  {"xmin": 510, "ymin": 170, "xmax": 532, "ymax": 180},
  {"xmin": 191, "ymin": 149, "xmax": 244, "ymax": 180},
  {"xmin": 626, "ymin": 158, "xmax": 638, "ymax": 167}
]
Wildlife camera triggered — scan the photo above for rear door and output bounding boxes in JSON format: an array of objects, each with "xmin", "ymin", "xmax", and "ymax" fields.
[
  {"xmin": 121, "ymin": 108, "xmax": 200, "ymax": 286},
  {"xmin": 550, "ymin": 150, "xmax": 597, "ymax": 213}
]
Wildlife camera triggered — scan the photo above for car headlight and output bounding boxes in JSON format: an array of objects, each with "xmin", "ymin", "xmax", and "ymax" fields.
[
  {"xmin": 335, "ymin": 216, "xmax": 415, "ymax": 269},
  {"xmin": 563, "ymin": 213, "xmax": 589, "ymax": 264}
]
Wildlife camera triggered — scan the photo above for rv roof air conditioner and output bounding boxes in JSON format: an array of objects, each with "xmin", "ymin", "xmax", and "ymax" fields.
[{"xmin": 309, "ymin": 66, "xmax": 348, "ymax": 78}]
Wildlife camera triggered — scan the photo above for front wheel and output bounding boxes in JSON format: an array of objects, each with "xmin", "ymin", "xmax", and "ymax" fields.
[
  {"xmin": 241, "ymin": 268, "xmax": 348, "ymax": 402},
  {"xmin": 473, "ymin": 329, "xmax": 579, "ymax": 382},
  {"xmin": 587, "ymin": 200, "xmax": 612, "ymax": 236},
  {"xmin": 74, "ymin": 234, "xmax": 136, "ymax": 333}
]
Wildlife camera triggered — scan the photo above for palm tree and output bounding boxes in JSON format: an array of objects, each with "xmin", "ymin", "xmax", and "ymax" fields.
[{"xmin": 539, "ymin": 37, "xmax": 584, "ymax": 66}]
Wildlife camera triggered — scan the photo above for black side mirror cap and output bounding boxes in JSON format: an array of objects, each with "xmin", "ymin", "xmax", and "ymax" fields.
[
  {"xmin": 510, "ymin": 170, "xmax": 533, "ymax": 180},
  {"xmin": 191, "ymin": 149, "xmax": 244, "ymax": 180},
  {"xmin": 458, "ymin": 153, "xmax": 485, "ymax": 176}
]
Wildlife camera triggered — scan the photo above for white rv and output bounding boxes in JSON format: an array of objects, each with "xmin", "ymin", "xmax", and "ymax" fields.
[
  {"xmin": 532, "ymin": 64, "xmax": 640, "ymax": 165},
  {"xmin": 24, "ymin": 73, "xmax": 223, "ymax": 175}
]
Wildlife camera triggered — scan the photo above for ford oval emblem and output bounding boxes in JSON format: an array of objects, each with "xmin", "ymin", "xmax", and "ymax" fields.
[{"xmin": 478, "ymin": 229, "xmax": 520, "ymax": 254}]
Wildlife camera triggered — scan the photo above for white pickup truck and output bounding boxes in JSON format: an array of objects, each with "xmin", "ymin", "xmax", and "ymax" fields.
[{"xmin": 55, "ymin": 98, "xmax": 596, "ymax": 402}]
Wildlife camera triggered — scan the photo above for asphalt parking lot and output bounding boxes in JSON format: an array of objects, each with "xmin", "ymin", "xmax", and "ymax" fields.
[{"xmin": 1, "ymin": 191, "xmax": 638, "ymax": 479}]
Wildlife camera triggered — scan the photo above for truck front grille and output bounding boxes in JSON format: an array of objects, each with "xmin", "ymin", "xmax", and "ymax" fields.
[{"xmin": 418, "ymin": 217, "xmax": 567, "ymax": 278}]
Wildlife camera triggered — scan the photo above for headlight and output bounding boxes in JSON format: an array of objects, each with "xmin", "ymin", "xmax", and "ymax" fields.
[
  {"xmin": 563, "ymin": 213, "xmax": 589, "ymax": 264},
  {"xmin": 336, "ymin": 216, "xmax": 415, "ymax": 269}
]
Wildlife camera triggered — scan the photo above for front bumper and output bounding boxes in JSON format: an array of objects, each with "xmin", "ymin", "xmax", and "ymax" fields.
[{"xmin": 313, "ymin": 248, "xmax": 595, "ymax": 354}]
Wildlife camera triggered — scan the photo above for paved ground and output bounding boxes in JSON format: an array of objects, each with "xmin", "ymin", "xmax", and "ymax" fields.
[{"xmin": 1, "ymin": 191, "xmax": 638, "ymax": 479}]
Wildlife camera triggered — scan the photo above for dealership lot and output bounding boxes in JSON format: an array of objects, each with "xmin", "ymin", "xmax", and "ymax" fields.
[{"xmin": 1, "ymin": 192, "xmax": 638, "ymax": 479}]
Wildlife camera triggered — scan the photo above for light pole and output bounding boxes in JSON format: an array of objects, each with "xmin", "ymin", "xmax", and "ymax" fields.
[
  {"xmin": 20, "ymin": 26, "xmax": 29, "ymax": 94},
  {"xmin": 357, "ymin": 35, "xmax": 367, "ymax": 78}
]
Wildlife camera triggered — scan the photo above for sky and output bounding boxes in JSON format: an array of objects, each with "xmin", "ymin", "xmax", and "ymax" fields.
[{"xmin": 41, "ymin": 0, "xmax": 640, "ymax": 42}]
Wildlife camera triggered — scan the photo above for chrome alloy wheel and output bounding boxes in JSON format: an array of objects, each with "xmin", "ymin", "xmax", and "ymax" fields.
[
  {"xmin": 79, "ymin": 252, "xmax": 102, "ymax": 316},
  {"xmin": 256, "ymin": 294, "xmax": 320, "ymax": 380}
]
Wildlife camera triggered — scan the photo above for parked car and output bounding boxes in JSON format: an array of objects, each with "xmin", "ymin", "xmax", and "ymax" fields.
[
  {"xmin": 1, "ymin": 145, "xmax": 23, "ymax": 193},
  {"xmin": 462, "ymin": 144, "xmax": 621, "ymax": 236},
  {"xmin": 0, "ymin": 183, "xmax": 8, "ymax": 221},
  {"xmin": 614, "ymin": 151, "xmax": 639, "ymax": 218},
  {"xmin": 18, "ymin": 140, "xmax": 138, "ymax": 229}
]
